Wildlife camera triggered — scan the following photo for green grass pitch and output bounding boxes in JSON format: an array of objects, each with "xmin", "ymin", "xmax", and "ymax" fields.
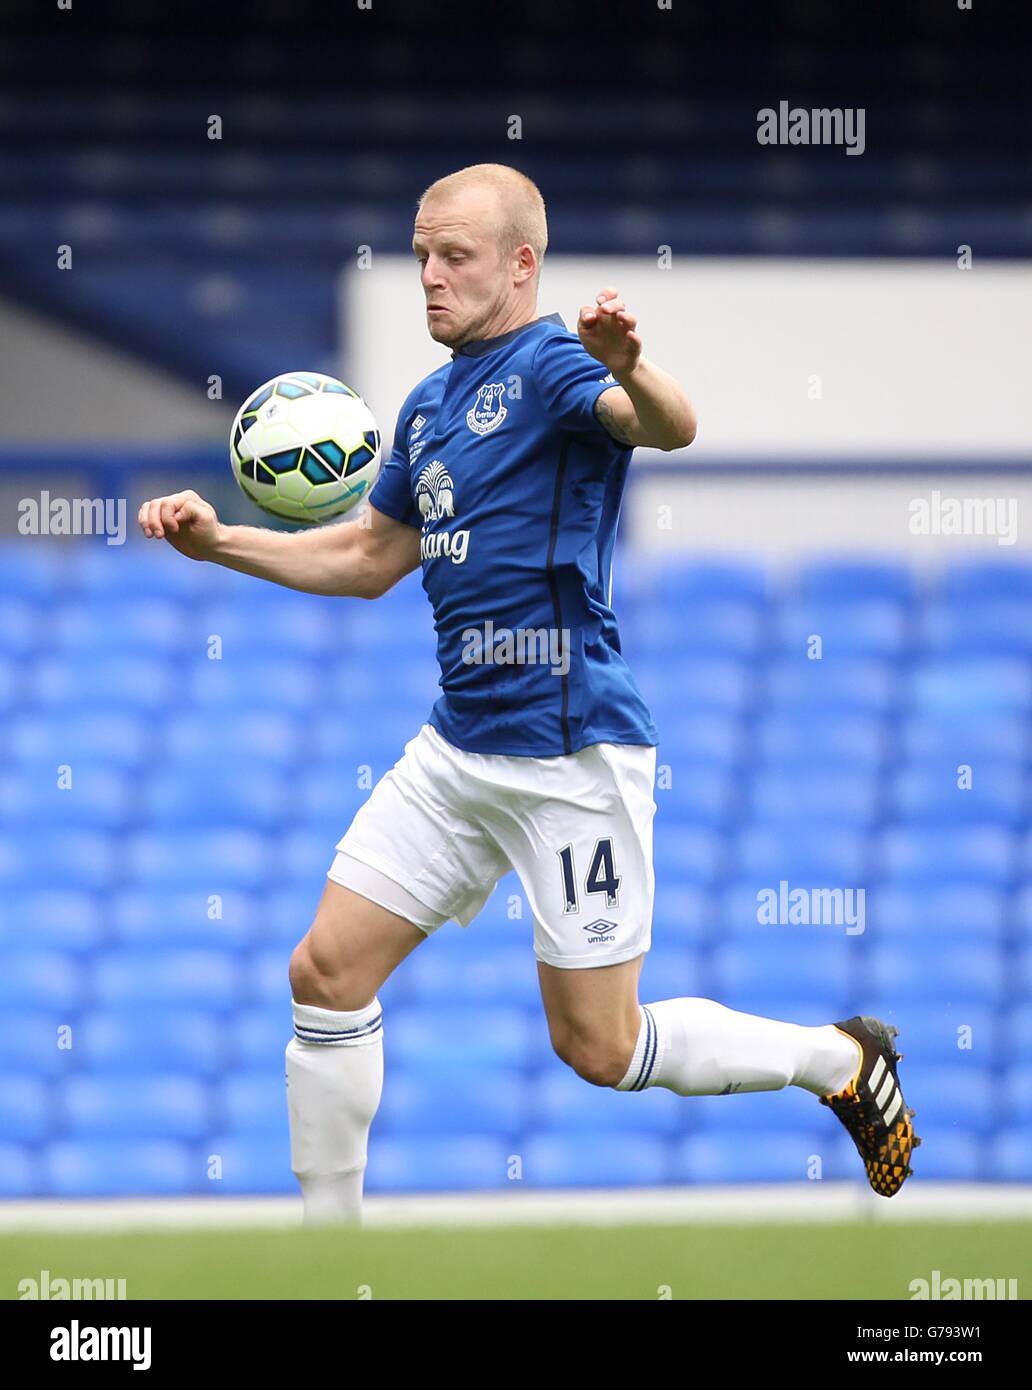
[{"xmin": 3, "ymin": 1221, "xmax": 1030, "ymax": 1300}]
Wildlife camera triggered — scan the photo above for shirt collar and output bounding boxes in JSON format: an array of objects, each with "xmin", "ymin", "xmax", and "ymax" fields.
[{"xmin": 451, "ymin": 312, "xmax": 565, "ymax": 359}]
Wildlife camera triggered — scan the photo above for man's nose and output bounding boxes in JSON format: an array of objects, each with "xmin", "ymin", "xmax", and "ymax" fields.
[{"xmin": 421, "ymin": 258, "xmax": 445, "ymax": 290}]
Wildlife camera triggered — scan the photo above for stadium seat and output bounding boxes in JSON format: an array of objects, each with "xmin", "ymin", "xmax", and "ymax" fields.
[
  {"xmin": 895, "ymin": 1129, "xmax": 982, "ymax": 1181},
  {"xmin": 940, "ymin": 560, "xmax": 1032, "ymax": 604},
  {"xmin": 8, "ymin": 712, "xmax": 149, "ymax": 772},
  {"xmin": 30, "ymin": 655, "xmax": 176, "ymax": 712},
  {"xmin": 731, "ymin": 825, "xmax": 868, "ymax": 881},
  {"xmin": 0, "ymin": 764, "xmax": 133, "ymax": 831},
  {"xmin": 634, "ymin": 601, "xmax": 763, "ymax": 658},
  {"xmin": 865, "ymin": 885, "xmax": 1007, "ymax": 941},
  {"xmin": 653, "ymin": 765, "xmax": 739, "ymax": 827},
  {"xmin": 898, "ymin": 712, "xmax": 1029, "ymax": 762},
  {"xmin": 387, "ymin": 1007, "xmax": 536, "ymax": 1072},
  {"xmin": 92, "ymin": 948, "xmax": 243, "ymax": 1012},
  {"xmin": 920, "ymin": 601, "xmax": 1032, "ymax": 658},
  {"xmin": 377, "ymin": 1069, "xmax": 530, "ymax": 1137},
  {"xmin": 987, "ymin": 1128, "xmax": 1032, "ymax": 1182},
  {"xmin": 654, "ymin": 712, "xmax": 746, "ymax": 765},
  {"xmin": 773, "ymin": 600, "xmax": 908, "ymax": 659},
  {"xmin": 61, "ymin": 1073, "xmax": 213, "ymax": 1140},
  {"xmin": 689, "ymin": 1086, "xmax": 828, "ymax": 1134},
  {"xmin": 142, "ymin": 765, "xmax": 291, "ymax": 831},
  {"xmin": 793, "ymin": 558, "xmax": 916, "ymax": 603},
  {"xmin": 754, "ymin": 713, "xmax": 887, "ymax": 767},
  {"xmin": 633, "ymin": 557, "xmax": 769, "ymax": 604},
  {"xmin": 887, "ymin": 1066, "xmax": 998, "ymax": 1133},
  {"xmin": 888, "ymin": 763, "xmax": 1026, "ymax": 825},
  {"xmin": 652, "ymin": 824, "xmax": 725, "ymax": 886},
  {"xmin": 0, "ymin": 890, "xmax": 107, "ymax": 953},
  {"xmin": 519, "ymin": 1132, "xmax": 672, "ymax": 1188},
  {"xmin": 405, "ymin": 941, "xmax": 540, "ymax": 1008},
  {"xmin": 110, "ymin": 889, "xmax": 262, "ymax": 950},
  {"xmin": 748, "ymin": 768, "xmax": 880, "ymax": 827},
  {"xmin": 637, "ymin": 657, "xmax": 751, "ymax": 714},
  {"xmin": 673, "ymin": 1130, "xmax": 830, "ymax": 1184},
  {"xmin": 867, "ymin": 945, "xmax": 1005, "ymax": 1008},
  {"xmin": 196, "ymin": 1132, "xmax": 295, "ymax": 1195},
  {"xmin": 53, "ymin": 600, "xmax": 192, "ymax": 655},
  {"xmin": 365, "ymin": 1136, "xmax": 513, "ymax": 1192},
  {"xmin": 76, "ymin": 1010, "xmax": 227, "ymax": 1077},
  {"xmin": 0, "ymin": 952, "xmax": 85, "ymax": 1013},
  {"xmin": 124, "ymin": 831, "xmax": 271, "ymax": 891},
  {"xmin": 528, "ymin": 1067, "xmax": 685, "ymax": 1135},
  {"xmin": 876, "ymin": 826, "xmax": 1015, "ymax": 885},
  {"xmin": 0, "ymin": 600, "xmax": 39, "ymax": 662},
  {"xmin": 908, "ymin": 658, "xmax": 1032, "ymax": 717},
  {"xmin": 650, "ymin": 884, "xmax": 716, "ymax": 945},
  {"xmin": 711, "ymin": 941, "xmax": 856, "ymax": 1012},
  {"xmin": 45, "ymin": 1139, "xmax": 198, "ymax": 1196},
  {"xmin": 217, "ymin": 1070, "xmax": 290, "ymax": 1134},
  {"xmin": 763, "ymin": 657, "xmax": 898, "ymax": 715},
  {"xmin": 0, "ymin": 1074, "xmax": 56, "ymax": 1142},
  {"xmin": 637, "ymin": 947, "xmax": 707, "ymax": 1000},
  {"xmin": 1, "ymin": 541, "xmax": 1028, "ymax": 1198}
]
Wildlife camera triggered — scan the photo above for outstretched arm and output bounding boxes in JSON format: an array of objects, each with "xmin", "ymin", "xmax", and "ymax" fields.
[
  {"xmin": 579, "ymin": 286, "xmax": 697, "ymax": 451},
  {"xmin": 137, "ymin": 491, "xmax": 421, "ymax": 599}
]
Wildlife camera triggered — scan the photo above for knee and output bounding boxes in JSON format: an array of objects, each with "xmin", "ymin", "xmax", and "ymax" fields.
[
  {"xmin": 289, "ymin": 933, "xmax": 374, "ymax": 1012},
  {"xmin": 551, "ymin": 1032, "xmax": 634, "ymax": 1089}
]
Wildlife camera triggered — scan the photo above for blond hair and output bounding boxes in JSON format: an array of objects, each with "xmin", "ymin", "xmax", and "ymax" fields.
[{"xmin": 417, "ymin": 163, "xmax": 548, "ymax": 268}]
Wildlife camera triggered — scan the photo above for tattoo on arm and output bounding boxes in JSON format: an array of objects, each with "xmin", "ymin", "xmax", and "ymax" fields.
[{"xmin": 593, "ymin": 392, "xmax": 636, "ymax": 445}]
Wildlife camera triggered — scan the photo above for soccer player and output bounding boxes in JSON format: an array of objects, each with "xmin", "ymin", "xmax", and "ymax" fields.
[{"xmin": 139, "ymin": 163, "xmax": 918, "ymax": 1219}]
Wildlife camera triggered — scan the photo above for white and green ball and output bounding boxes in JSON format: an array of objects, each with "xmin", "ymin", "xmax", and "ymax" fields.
[{"xmin": 230, "ymin": 371, "xmax": 381, "ymax": 524}]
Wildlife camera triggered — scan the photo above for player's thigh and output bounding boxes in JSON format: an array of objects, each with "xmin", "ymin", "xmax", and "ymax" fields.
[
  {"xmin": 290, "ymin": 877, "xmax": 426, "ymax": 1009},
  {"xmin": 537, "ymin": 952, "xmax": 644, "ymax": 1062}
]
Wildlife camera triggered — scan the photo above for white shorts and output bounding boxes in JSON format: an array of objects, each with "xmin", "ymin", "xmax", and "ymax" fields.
[{"xmin": 327, "ymin": 722, "xmax": 656, "ymax": 969}]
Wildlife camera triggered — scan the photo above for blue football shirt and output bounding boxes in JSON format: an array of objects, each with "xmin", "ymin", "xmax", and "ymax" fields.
[{"xmin": 368, "ymin": 311, "xmax": 658, "ymax": 757}]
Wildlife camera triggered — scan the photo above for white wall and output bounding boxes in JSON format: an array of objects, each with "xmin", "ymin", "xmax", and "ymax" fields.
[
  {"xmin": 628, "ymin": 468, "xmax": 1029, "ymax": 558},
  {"xmin": 341, "ymin": 256, "xmax": 1032, "ymax": 462},
  {"xmin": 341, "ymin": 255, "xmax": 1031, "ymax": 554}
]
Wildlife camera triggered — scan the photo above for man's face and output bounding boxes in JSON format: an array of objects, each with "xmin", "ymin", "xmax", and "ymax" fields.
[{"xmin": 412, "ymin": 190, "xmax": 515, "ymax": 349}]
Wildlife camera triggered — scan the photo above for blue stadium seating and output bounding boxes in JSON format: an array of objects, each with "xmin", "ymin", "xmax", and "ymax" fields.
[{"xmin": 0, "ymin": 545, "xmax": 1028, "ymax": 1197}]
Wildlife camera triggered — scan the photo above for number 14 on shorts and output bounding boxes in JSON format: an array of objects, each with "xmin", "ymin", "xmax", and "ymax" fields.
[{"xmin": 557, "ymin": 838, "xmax": 621, "ymax": 913}]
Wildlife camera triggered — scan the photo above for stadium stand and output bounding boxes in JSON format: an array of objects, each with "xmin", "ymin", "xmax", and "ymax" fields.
[{"xmin": 0, "ymin": 544, "xmax": 1029, "ymax": 1195}]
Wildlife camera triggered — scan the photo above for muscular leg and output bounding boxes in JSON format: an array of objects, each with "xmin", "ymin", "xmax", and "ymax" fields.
[
  {"xmin": 538, "ymin": 955, "xmax": 645, "ymax": 1087},
  {"xmin": 286, "ymin": 878, "xmax": 428, "ymax": 1224},
  {"xmin": 290, "ymin": 877, "xmax": 427, "ymax": 1009},
  {"xmin": 540, "ymin": 955, "xmax": 861, "ymax": 1099}
]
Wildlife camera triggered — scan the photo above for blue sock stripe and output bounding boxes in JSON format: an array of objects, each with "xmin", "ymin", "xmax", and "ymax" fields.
[
  {"xmin": 630, "ymin": 1005, "xmax": 657, "ymax": 1091},
  {"xmin": 294, "ymin": 1013, "xmax": 382, "ymax": 1043},
  {"xmin": 636, "ymin": 1005, "xmax": 659, "ymax": 1089}
]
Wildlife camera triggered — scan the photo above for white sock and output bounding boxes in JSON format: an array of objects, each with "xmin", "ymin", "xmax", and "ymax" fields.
[
  {"xmin": 285, "ymin": 997, "xmax": 384, "ymax": 1225},
  {"xmin": 615, "ymin": 998, "xmax": 861, "ymax": 1097}
]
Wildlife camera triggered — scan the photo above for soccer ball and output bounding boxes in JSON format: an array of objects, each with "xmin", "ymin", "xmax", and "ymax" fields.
[{"xmin": 230, "ymin": 371, "xmax": 381, "ymax": 524}]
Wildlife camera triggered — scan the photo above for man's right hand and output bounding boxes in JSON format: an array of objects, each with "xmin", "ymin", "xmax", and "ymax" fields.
[{"xmin": 138, "ymin": 490, "xmax": 222, "ymax": 561}]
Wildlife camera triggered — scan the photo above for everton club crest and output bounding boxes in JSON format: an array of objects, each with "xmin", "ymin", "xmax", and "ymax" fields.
[{"xmin": 466, "ymin": 382, "xmax": 508, "ymax": 436}]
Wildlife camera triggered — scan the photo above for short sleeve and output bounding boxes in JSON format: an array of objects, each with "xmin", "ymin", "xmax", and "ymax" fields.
[
  {"xmin": 368, "ymin": 405, "xmax": 421, "ymax": 528},
  {"xmin": 532, "ymin": 333, "xmax": 623, "ymax": 443}
]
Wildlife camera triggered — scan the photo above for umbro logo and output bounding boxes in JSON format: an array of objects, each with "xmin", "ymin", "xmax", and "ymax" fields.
[
  {"xmin": 583, "ymin": 919, "xmax": 617, "ymax": 944},
  {"xmin": 411, "ymin": 414, "xmax": 427, "ymax": 434}
]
